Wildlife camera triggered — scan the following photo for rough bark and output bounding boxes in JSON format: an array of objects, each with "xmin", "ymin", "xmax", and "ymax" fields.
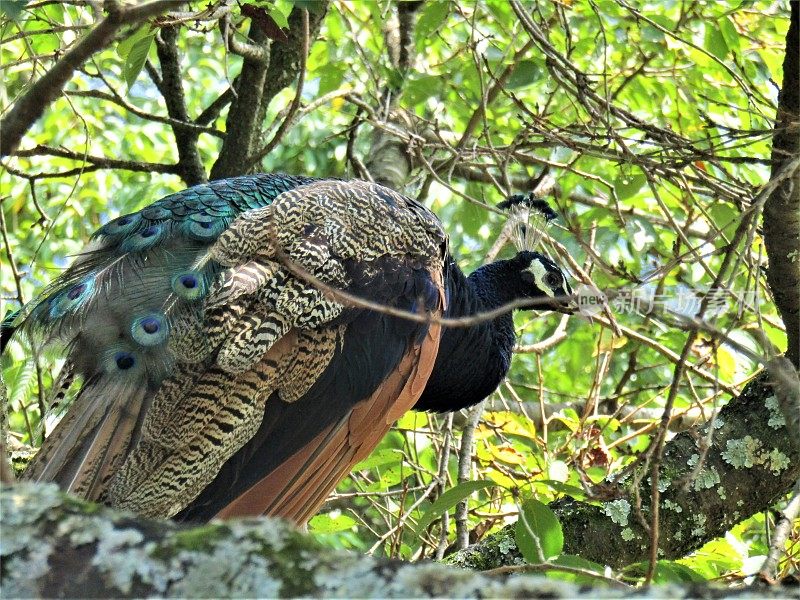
[
  {"xmin": 210, "ymin": 4, "xmax": 329, "ymax": 180},
  {"xmin": 0, "ymin": 483, "xmax": 792, "ymax": 598},
  {"xmin": 447, "ymin": 373, "xmax": 799, "ymax": 570},
  {"xmin": 763, "ymin": 0, "xmax": 799, "ymax": 367},
  {"xmin": 209, "ymin": 23, "xmax": 270, "ymax": 181},
  {"xmin": 364, "ymin": 2, "xmax": 424, "ymax": 190},
  {"xmin": 255, "ymin": 4, "xmax": 330, "ymax": 133}
]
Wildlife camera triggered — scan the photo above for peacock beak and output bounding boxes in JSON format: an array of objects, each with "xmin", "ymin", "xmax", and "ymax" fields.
[
  {"xmin": 551, "ymin": 293, "xmax": 578, "ymax": 314},
  {"xmin": 552, "ymin": 278, "xmax": 577, "ymax": 314}
]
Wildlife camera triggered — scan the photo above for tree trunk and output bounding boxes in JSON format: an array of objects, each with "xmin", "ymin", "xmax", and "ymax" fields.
[{"xmin": 763, "ymin": 0, "xmax": 799, "ymax": 367}]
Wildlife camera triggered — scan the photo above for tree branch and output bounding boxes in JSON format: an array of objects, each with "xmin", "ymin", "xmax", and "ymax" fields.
[
  {"xmin": 1, "ymin": 482, "xmax": 792, "ymax": 597},
  {"xmin": 246, "ymin": 10, "xmax": 309, "ymax": 169},
  {"xmin": 195, "ymin": 86, "xmax": 235, "ymax": 126},
  {"xmin": 253, "ymin": 3, "xmax": 330, "ymax": 143},
  {"xmin": 153, "ymin": 25, "xmax": 207, "ymax": 186},
  {"xmin": 11, "ymin": 144, "xmax": 181, "ymax": 175},
  {"xmin": 363, "ymin": 1, "xmax": 425, "ymax": 189},
  {"xmin": 66, "ymin": 89, "xmax": 223, "ymax": 138},
  {"xmin": 0, "ymin": 0, "xmax": 181, "ymax": 157},
  {"xmin": 209, "ymin": 22, "xmax": 270, "ymax": 180}
]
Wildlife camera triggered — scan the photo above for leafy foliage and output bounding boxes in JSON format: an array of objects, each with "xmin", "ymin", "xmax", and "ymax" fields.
[{"xmin": 0, "ymin": 0, "xmax": 796, "ymax": 586}]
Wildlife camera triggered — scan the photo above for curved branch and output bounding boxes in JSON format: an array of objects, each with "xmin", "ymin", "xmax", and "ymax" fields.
[
  {"xmin": 209, "ymin": 21, "xmax": 270, "ymax": 180},
  {"xmin": 152, "ymin": 25, "xmax": 207, "ymax": 186}
]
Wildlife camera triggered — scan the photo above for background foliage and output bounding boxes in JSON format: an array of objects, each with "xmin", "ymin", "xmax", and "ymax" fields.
[{"xmin": 1, "ymin": 0, "xmax": 795, "ymax": 587}]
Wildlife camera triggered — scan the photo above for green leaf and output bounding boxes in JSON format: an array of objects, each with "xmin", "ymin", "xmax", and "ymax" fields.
[
  {"xmin": 318, "ymin": 63, "xmax": 347, "ymax": 95},
  {"xmin": 416, "ymin": 0, "xmax": 449, "ymax": 41},
  {"xmin": 415, "ymin": 480, "xmax": 495, "ymax": 533},
  {"xmin": 538, "ymin": 480, "xmax": 586, "ymax": 499},
  {"xmin": 648, "ymin": 15, "xmax": 674, "ymax": 31},
  {"xmin": 547, "ymin": 554, "xmax": 607, "ymax": 584},
  {"xmin": 404, "ymin": 74, "xmax": 440, "ymax": 105},
  {"xmin": 515, "ymin": 498, "xmax": 563, "ymax": 562},
  {"xmin": 715, "ymin": 346, "xmax": 737, "ymax": 382},
  {"xmin": 309, "ymin": 513, "xmax": 356, "ymax": 533},
  {"xmin": 704, "ymin": 24, "xmax": 728, "ymax": 60},
  {"xmin": 719, "ymin": 16, "xmax": 741, "ymax": 55},
  {"xmin": 352, "ymin": 448, "xmax": 402, "ymax": 472},
  {"xmin": 613, "ymin": 173, "xmax": 646, "ymax": 200},
  {"xmin": 625, "ymin": 560, "xmax": 705, "ymax": 583},
  {"xmin": 117, "ymin": 26, "xmax": 156, "ymax": 90},
  {"xmin": 362, "ymin": 464, "xmax": 408, "ymax": 491},
  {"xmin": 6, "ymin": 358, "xmax": 36, "ymax": 406},
  {"xmin": 269, "ymin": 6, "xmax": 290, "ymax": 28},
  {"xmin": 707, "ymin": 202, "xmax": 739, "ymax": 239},
  {"xmin": 507, "ymin": 60, "xmax": 541, "ymax": 90},
  {"xmin": 293, "ymin": 0, "xmax": 324, "ymax": 14}
]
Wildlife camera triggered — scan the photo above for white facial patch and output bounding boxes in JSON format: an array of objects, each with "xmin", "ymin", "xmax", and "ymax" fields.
[{"xmin": 526, "ymin": 260, "xmax": 555, "ymax": 297}]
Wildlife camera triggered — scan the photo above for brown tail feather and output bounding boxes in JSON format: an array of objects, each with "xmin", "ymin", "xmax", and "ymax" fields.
[
  {"xmin": 81, "ymin": 387, "xmax": 149, "ymax": 500},
  {"xmin": 24, "ymin": 378, "xmax": 149, "ymax": 504}
]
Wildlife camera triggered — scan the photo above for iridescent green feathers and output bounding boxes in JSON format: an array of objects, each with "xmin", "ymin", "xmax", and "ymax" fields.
[{"xmin": 19, "ymin": 176, "xmax": 447, "ymax": 519}]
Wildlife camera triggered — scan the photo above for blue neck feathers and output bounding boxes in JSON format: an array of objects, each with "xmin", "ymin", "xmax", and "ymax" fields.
[{"xmin": 414, "ymin": 258, "xmax": 520, "ymax": 412}]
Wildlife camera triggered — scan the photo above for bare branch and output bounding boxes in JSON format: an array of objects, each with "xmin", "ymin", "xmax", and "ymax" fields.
[
  {"xmin": 65, "ymin": 90, "xmax": 224, "ymax": 138},
  {"xmin": 11, "ymin": 144, "xmax": 180, "ymax": 175},
  {"xmin": 758, "ymin": 477, "xmax": 800, "ymax": 582}
]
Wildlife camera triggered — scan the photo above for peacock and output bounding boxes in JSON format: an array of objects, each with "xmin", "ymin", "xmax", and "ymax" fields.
[{"xmin": 3, "ymin": 173, "xmax": 573, "ymax": 524}]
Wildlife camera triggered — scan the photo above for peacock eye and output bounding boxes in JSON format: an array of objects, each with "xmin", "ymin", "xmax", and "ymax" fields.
[{"xmin": 544, "ymin": 271, "xmax": 562, "ymax": 289}]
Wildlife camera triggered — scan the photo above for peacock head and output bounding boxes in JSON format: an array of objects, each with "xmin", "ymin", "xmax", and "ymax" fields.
[
  {"xmin": 511, "ymin": 250, "xmax": 574, "ymax": 314},
  {"xmin": 496, "ymin": 193, "xmax": 575, "ymax": 314}
]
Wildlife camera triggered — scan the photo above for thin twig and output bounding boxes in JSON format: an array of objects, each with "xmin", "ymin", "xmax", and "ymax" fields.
[{"xmin": 758, "ymin": 477, "xmax": 800, "ymax": 582}]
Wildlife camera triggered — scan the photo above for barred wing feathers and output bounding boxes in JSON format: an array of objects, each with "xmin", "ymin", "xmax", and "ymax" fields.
[{"xmin": 20, "ymin": 177, "xmax": 447, "ymax": 523}]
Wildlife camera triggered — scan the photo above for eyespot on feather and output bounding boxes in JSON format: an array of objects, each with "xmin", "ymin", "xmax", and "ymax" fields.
[
  {"xmin": 186, "ymin": 218, "xmax": 226, "ymax": 240},
  {"xmin": 47, "ymin": 279, "xmax": 95, "ymax": 318},
  {"xmin": 120, "ymin": 224, "xmax": 164, "ymax": 252},
  {"xmin": 131, "ymin": 313, "xmax": 169, "ymax": 346},
  {"xmin": 99, "ymin": 212, "xmax": 142, "ymax": 237},
  {"xmin": 171, "ymin": 271, "xmax": 206, "ymax": 300},
  {"xmin": 103, "ymin": 347, "xmax": 140, "ymax": 374}
]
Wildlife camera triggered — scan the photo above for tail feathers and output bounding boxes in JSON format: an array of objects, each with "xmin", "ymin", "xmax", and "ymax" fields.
[
  {"xmin": 106, "ymin": 334, "xmax": 300, "ymax": 518},
  {"xmin": 41, "ymin": 362, "xmax": 75, "ymax": 421},
  {"xmin": 23, "ymin": 374, "xmax": 150, "ymax": 501}
]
